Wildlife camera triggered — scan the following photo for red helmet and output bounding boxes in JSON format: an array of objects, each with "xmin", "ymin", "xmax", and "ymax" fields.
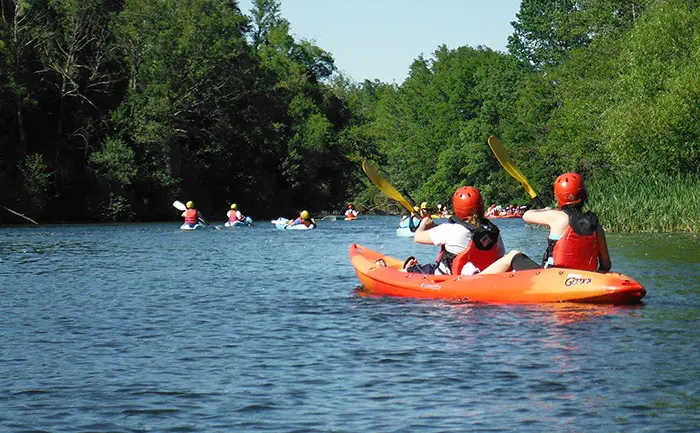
[
  {"xmin": 348, "ymin": 204, "xmax": 353, "ymax": 209},
  {"xmin": 554, "ymin": 172, "xmax": 587, "ymax": 207},
  {"xmin": 452, "ymin": 186, "xmax": 484, "ymax": 220}
]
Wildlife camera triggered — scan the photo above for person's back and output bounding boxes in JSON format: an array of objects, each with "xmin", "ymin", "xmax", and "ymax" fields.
[
  {"xmin": 405, "ymin": 186, "xmax": 504, "ymax": 275},
  {"xmin": 183, "ymin": 201, "xmax": 199, "ymax": 225},
  {"xmin": 530, "ymin": 173, "xmax": 609, "ymax": 271},
  {"xmin": 481, "ymin": 172, "xmax": 611, "ymax": 275},
  {"xmin": 345, "ymin": 204, "xmax": 358, "ymax": 218},
  {"xmin": 227, "ymin": 204, "xmax": 242, "ymax": 222}
]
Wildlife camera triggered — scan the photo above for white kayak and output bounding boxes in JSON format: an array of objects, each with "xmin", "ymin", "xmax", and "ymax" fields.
[
  {"xmin": 396, "ymin": 217, "xmax": 419, "ymax": 237},
  {"xmin": 225, "ymin": 216, "xmax": 253, "ymax": 227},
  {"xmin": 271, "ymin": 217, "xmax": 316, "ymax": 230},
  {"xmin": 180, "ymin": 223, "xmax": 204, "ymax": 231},
  {"xmin": 396, "ymin": 226, "xmax": 414, "ymax": 237}
]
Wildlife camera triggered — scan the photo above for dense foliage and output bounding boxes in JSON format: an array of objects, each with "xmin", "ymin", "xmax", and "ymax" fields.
[{"xmin": 1, "ymin": 0, "xmax": 697, "ymax": 231}]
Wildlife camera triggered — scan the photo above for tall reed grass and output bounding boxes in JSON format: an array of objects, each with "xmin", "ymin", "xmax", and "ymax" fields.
[{"xmin": 588, "ymin": 173, "xmax": 699, "ymax": 232}]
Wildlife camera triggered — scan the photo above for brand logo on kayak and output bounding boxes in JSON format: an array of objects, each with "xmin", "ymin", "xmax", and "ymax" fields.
[{"xmin": 565, "ymin": 275, "xmax": 592, "ymax": 286}]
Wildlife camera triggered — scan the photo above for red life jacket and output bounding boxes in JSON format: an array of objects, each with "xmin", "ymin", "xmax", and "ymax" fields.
[
  {"xmin": 449, "ymin": 237, "xmax": 505, "ymax": 274},
  {"xmin": 293, "ymin": 217, "xmax": 312, "ymax": 227},
  {"xmin": 546, "ymin": 208, "xmax": 599, "ymax": 271},
  {"xmin": 184, "ymin": 209, "xmax": 198, "ymax": 224},
  {"xmin": 228, "ymin": 210, "xmax": 240, "ymax": 223},
  {"xmin": 438, "ymin": 217, "xmax": 505, "ymax": 274}
]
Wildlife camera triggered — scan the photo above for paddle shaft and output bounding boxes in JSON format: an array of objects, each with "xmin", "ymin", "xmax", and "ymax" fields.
[{"xmin": 362, "ymin": 161, "xmax": 416, "ymax": 216}]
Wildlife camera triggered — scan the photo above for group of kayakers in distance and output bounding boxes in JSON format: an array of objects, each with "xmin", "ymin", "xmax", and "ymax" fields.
[
  {"xmin": 485, "ymin": 204, "xmax": 527, "ymax": 218},
  {"xmin": 392, "ymin": 172, "xmax": 611, "ymax": 276}
]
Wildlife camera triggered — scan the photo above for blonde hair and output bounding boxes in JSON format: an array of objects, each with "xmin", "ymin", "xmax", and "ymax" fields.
[{"xmin": 466, "ymin": 214, "xmax": 480, "ymax": 225}]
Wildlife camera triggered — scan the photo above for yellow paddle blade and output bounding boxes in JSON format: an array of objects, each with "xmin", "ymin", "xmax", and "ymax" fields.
[
  {"xmin": 362, "ymin": 161, "xmax": 416, "ymax": 214},
  {"xmin": 487, "ymin": 136, "xmax": 538, "ymax": 199}
]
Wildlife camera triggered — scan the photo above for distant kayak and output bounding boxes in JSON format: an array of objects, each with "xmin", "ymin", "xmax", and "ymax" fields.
[
  {"xmin": 344, "ymin": 216, "xmax": 358, "ymax": 221},
  {"xmin": 396, "ymin": 227, "xmax": 414, "ymax": 237},
  {"xmin": 396, "ymin": 216, "xmax": 419, "ymax": 237},
  {"xmin": 180, "ymin": 223, "xmax": 204, "ymax": 231},
  {"xmin": 271, "ymin": 218, "xmax": 316, "ymax": 230},
  {"xmin": 398, "ymin": 217, "xmax": 420, "ymax": 228},
  {"xmin": 225, "ymin": 216, "xmax": 253, "ymax": 227},
  {"xmin": 349, "ymin": 244, "xmax": 646, "ymax": 305}
]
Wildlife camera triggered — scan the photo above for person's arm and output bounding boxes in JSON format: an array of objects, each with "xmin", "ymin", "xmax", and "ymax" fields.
[
  {"xmin": 596, "ymin": 225, "xmax": 611, "ymax": 272},
  {"xmin": 524, "ymin": 208, "xmax": 571, "ymax": 238},
  {"xmin": 522, "ymin": 208, "xmax": 556, "ymax": 225},
  {"xmin": 413, "ymin": 217, "xmax": 436, "ymax": 245}
]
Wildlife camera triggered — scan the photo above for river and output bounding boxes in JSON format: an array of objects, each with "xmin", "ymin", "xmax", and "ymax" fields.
[{"xmin": 1, "ymin": 216, "xmax": 698, "ymax": 432}]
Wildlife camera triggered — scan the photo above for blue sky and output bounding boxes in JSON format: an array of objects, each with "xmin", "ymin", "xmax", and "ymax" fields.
[{"xmin": 237, "ymin": 0, "xmax": 523, "ymax": 83}]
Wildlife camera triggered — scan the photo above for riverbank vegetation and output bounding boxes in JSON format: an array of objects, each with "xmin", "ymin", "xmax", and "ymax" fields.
[{"xmin": 1, "ymin": 0, "xmax": 697, "ymax": 232}]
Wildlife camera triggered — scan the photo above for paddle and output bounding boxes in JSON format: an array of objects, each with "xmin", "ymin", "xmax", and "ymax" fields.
[
  {"xmin": 172, "ymin": 200, "xmax": 219, "ymax": 229},
  {"xmin": 362, "ymin": 161, "xmax": 416, "ymax": 215},
  {"xmin": 2, "ymin": 205, "xmax": 39, "ymax": 225},
  {"xmin": 487, "ymin": 136, "xmax": 540, "ymax": 203},
  {"xmin": 362, "ymin": 161, "xmax": 421, "ymax": 232}
]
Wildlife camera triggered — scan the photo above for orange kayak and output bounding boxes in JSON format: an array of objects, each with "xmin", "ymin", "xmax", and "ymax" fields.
[{"xmin": 349, "ymin": 244, "xmax": 646, "ymax": 305}]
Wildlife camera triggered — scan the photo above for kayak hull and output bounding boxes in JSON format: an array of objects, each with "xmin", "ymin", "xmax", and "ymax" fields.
[
  {"xmin": 180, "ymin": 223, "xmax": 203, "ymax": 231},
  {"xmin": 396, "ymin": 227, "xmax": 414, "ymax": 237},
  {"xmin": 349, "ymin": 244, "xmax": 646, "ymax": 305}
]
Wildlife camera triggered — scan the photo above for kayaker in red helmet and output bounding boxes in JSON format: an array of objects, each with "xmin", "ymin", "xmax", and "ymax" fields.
[
  {"xmin": 345, "ymin": 204, "xmax": 359, "ymax": 219},
  {"xmin": 403, "ymin": 186, "xmax": 505, "ymax": 275},
  {"xmin": 480, "ymin": 172, "xmax": 611, "ymax": 274}
]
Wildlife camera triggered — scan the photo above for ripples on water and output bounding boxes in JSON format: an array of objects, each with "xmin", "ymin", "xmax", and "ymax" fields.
[{"xmin": 1, "ymin": 218, "xmax": 698, "ymax": 432}]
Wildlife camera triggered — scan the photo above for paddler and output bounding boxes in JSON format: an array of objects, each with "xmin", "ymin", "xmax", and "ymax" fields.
[
  {"xmin": 226, "ymin": 203, "xmax": 246, "ymax": 224},
  {"xmin": 402, "ymin": 187, "xmax": 505, "ymax": 275},
  {"xmin": 479, "ymin": 172, "xmax": 611, "ymax": 274},
  {"xmin": 288, "ymin": 210, "xmax": 315, "ymax": 228},
  {"xmin": 344, "ymin": 204, "xmax": 359, "ymax": 219},
  {"xmin": 182, "ymin": 201, "xmax": 204, "ymax": 228}
]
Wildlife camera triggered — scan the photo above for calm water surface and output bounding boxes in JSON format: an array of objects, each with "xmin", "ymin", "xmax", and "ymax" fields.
[{"xmin": 1, "ymin": 216, "xmax": 698, "ymax": 432}]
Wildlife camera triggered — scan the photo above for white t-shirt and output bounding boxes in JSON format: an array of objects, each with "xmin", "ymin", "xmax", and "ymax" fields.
[
  {"xmin": 427, "ymin": 224, "xmax": 473, "ymax": 275},
  {"xmin": 428, "ymin": 223, "xmax": 503, "ymax": 275}
]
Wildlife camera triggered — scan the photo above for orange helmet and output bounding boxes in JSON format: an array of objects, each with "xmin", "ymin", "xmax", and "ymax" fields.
[
  {"xmin": 554, "ymin": 172, "xmax": 587, "ymax": 207},
  {"xmin": 452, "ymin": 186, "xmax": 484, "ymax": 220},
  {"xmin": 348, "ymin": 204, "xmax": 354, "ymax": 209}
]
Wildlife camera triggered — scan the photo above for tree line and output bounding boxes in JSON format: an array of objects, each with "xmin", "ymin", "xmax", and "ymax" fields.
[{"xmin": 1, "ymin": 0, "xmax": 697, "ymax": 229}]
